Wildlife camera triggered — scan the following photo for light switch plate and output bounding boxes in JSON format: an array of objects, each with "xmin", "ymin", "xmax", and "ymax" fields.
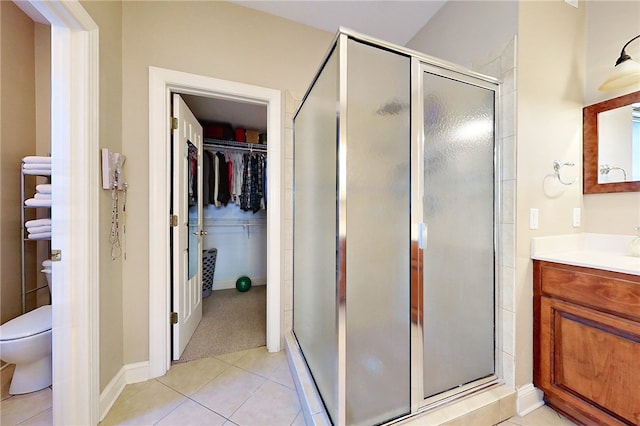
[
  {"xmin": 530, "ymin": 208, "xmax": 539, "ymax": 230},
  {"xmin": 572, "ymin": 207, "xmax": 581, "ymax": 227}
]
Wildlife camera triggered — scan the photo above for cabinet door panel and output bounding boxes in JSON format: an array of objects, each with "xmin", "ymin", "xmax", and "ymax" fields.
[{"xmin": 542, "ymin": 296, "xmax": 640, "ymax": 425}]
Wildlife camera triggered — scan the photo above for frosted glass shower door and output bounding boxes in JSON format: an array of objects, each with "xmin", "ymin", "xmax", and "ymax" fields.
[
  {"xmin": 419, "ymin": 68, "xmax": 497, "ymax": 400},
  {"xmin": 345, "ymin": 38, "xmax": 411, "ymax": 426},
  {"xmin": 293, "ymin": 47, "xmax": 339, "ymax": 422}
]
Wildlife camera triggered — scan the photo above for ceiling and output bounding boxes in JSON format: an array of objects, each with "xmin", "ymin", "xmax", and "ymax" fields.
[
  {"xmin": 184, "ymin": 1, "xmax": 446, "ymax": 133},
  {"xmin": 182, "ymin": 94, "xmax": 268, "ymax": 133},
  {"xmin": 230, "ymin": 0, "xmax": 446, "ymax": 46}
]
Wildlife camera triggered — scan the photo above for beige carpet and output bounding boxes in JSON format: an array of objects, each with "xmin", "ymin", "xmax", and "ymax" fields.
[{"xmin": 176, "ymin": 285, "xmax": 266, "ymax": 363}]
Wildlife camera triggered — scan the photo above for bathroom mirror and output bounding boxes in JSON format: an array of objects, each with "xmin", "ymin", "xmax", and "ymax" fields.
[{"xmin": 583, "ymin": 90, "xmax": 640, "ymax": 194}]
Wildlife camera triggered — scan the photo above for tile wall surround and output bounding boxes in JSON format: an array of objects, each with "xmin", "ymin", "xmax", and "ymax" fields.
[
  {"xmin": 282, "ymin": 90, "xmax": 298, "ymax": 337},
  {"xmin": 283, "ymin": 36, "xmax": 519, "ymax": 425},
  {"xmin": 472, "ymin": 35, "xmax": 518, "ymax": 398}
]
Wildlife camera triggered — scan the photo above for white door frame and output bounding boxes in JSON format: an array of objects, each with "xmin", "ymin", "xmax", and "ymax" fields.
[
  {"xmin": 148, "ymin": 67, "xmax": 282, "ymax": 378},
  {"xmin": 15, "ymin": 1, "xmax": 100, "ymax": 425}
]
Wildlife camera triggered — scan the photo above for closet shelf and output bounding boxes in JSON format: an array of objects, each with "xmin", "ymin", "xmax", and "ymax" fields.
[{"xmin": 203, "ymin": 138, "xmax": 267, "ymax": 153}]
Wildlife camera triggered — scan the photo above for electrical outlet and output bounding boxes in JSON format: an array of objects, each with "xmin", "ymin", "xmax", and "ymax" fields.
[
  {"xmin": 530, "ymin": 208, "xmax": 539, "ymax": 230},
  {"xmin": 572, "ymin": 207, "xmax": 581, "ymax": 227}
]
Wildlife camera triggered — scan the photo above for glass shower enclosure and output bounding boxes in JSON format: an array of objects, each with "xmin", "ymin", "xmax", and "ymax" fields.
[{"xmin": 293, "ymin": 30, "xmax": 499, "ymax": 426}]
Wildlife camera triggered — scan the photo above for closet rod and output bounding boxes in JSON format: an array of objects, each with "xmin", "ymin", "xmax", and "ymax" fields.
[
  {"xmin": 192, "ymin": 220, "xmax": 266, "ymax": 227},
  {"xmin": 203, "ymin": 140, "xmax": 266, "ymax": 153},
  {"xmin": 201, "ymin": 222, "xmax": 266, "ymax": 228}
]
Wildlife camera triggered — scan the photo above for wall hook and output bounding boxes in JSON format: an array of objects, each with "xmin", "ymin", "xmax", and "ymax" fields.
[{"xmin": 553, "ymin": 160, "xmax": 577, "ymax": 185}]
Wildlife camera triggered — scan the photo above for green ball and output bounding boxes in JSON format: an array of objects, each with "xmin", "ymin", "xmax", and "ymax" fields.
[{"xmin": 236, "ymin": 276, "xmax": 252, "ymax": 292}]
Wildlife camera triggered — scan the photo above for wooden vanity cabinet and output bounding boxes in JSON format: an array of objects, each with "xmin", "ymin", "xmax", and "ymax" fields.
[{"xmin": 533, "ymin": 260, "xmax": 640, "ymax": 426}]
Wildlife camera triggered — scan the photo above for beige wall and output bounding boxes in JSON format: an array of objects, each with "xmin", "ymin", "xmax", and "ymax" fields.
[
  {"xmin": 582, "ymin": 1, "xmax": 640, "ymax": 234},
  {"xmin": 0, "ymin": 1, "xmax": 37, "ymax": 324},
  {"xmin": 119, "ymin": 1, "xmax": 332, "ymax": 365},
  {"xmin": 516, "ymin": 0, "xmax": 585, "ymax": 387},
  {"xmin": 80, "ymin": 0, "xmax": 124, "ymax": 392}
]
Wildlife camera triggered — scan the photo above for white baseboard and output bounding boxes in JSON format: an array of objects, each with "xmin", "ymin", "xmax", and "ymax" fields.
[
  {"xmin": 212, "ymin": 278, "xmax": 266, "ymax": 291},
  {"xmin": 516, "ymin": 383, "xmax": 544, "ymax": 416},
  {"xmin": 99, "ymin": 361, "xmax": 149, "ymax": 421}
]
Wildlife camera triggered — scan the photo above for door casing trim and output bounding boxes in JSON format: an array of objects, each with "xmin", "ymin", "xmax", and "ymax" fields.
[
  {"xmin": 15, "ymin": 1, "xmax": 100, "ymax": 424},
  {"xmin": 148, "ymin": 66, "xmax": 282, "ymax": 378}
]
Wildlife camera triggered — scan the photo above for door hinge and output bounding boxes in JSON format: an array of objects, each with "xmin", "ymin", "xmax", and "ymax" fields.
[
  {"xmin": 171, "ymin": 117, "xmax": 178, "ymax": 130},
  {"xmin": 51, "ymin": 249, "xmax": 62, "ymax": 262},
  {"xmin": 170, "ymin": 312, "xmax": 178, "ymax": 324},
  {"xmin": 170, "ymin": 215, "xmax": 178, "ymax": 227}
]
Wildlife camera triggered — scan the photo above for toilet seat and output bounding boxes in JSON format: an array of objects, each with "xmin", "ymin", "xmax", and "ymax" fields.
[{"xmin": 0, "ymin": 305, "xmax": 52, "ymax": 341}]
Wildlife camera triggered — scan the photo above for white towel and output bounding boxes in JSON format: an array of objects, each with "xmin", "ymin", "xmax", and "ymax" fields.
[
  {"xmin": 23, "ymin": 163, "xmax": 52, "ymax": 170},
  {"xmin": 28, "ymin": 232, "xmax": 51, "ymax": 240},
  {"xmin": 36, "ymin": 184, "xmax": 52, "ymax": 194},
  {"xmin": 22, "ymin": 169, "xmax": 51, "ymax": 176},
  {"xmin": 42, "ymin": 260, "xmax": 52, "ymax": 268},
  {"xmin": 27, "ymin": 225, "xmax": 51, "ymax": 234},
  {"xmin": 25, "ymin": 198, "xmax": 52, "ymax": 207},
  {"xmin": 25, "ymin": 218, "xmax": 51, "ymax": 228},
  {"xmin": 34, "ymin": 193, "xmax": 51, "ymax": 200},
  {"xmin": 23, "ymin": 156, "xmax": 51, "ymax": 164}
]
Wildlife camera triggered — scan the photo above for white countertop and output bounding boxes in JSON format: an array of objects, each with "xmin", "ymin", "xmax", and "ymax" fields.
[{"xmin": 531, "ymin": 233, "xmax": 640, "ymax": 276}]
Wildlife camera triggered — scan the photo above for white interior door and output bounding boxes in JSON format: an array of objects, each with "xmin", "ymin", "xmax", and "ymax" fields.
[{"xmin": 172, "ymin": 93, "xmax": 203, "ymax": 360}]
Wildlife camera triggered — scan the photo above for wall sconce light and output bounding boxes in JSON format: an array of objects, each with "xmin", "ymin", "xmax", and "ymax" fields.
[{"xmin": 599, "ymin": 34, "xmax": 640, "ymax": 91}]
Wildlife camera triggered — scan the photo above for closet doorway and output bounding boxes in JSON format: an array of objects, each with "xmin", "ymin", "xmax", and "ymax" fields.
[
  {"xmin": 172, "ymin": 93, "xmax": 269, "ymax": 363},
  {"xmin": 148, "ymin": 67, "xmax": 282, "ymax": 378}
]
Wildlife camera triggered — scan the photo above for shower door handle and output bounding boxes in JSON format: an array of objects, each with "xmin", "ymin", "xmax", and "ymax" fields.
[{"xmin": 418, "ymin": 223, "xmax": 428, "ymax": 250}]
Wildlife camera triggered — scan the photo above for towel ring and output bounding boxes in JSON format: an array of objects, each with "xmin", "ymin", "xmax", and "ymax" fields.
[{"xmin": 553, "ymin": 160, "xmax": 577, "ymax": 186}]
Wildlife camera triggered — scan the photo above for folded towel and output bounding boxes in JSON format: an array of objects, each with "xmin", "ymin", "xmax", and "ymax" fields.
[
  {"xmin": 24, "ymin": 198, "xmax": 52, "ymax": 207},
  {"xmin": 42, "ymin": 260, "xmax": 52, "ymax": 268},
  {"xmin": 27, "ymin": 225, "xmax": 51, "ymax": 234},
  {"xmin": 23, "ymin": 163, "xmax": 52, "ymax": 170},
  {"xmin": 36, "ymin": 184, "xmax": 51, "ymax": 194},
  {"xmin": 22, "ymin": 169, "xmax": 51, "ymax": 176},
  {"xmin": 23, "ymin": 156, "xmax": 52, "ymax": 164},
  {"xmin": 25, "ymin": 218, "xmax": 51, "ymax": 228},
  {"xmin": 28, "ymin": 232, "xmax": 51, "ymax": 240},
  {"xmin": 40, "ymin": 269, "xmax": 52, "ymax": 274},
  {"xmin": 34, "ymin": 193, "xmax": 51, "ymax": 200}
]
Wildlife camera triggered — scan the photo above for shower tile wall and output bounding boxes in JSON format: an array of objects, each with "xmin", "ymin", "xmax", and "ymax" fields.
[
  {"xmin": 283, "ymin": 90, "xmax": 298, "ymax": 335},
  {"xmin": 472, "ymin": 36, "xmax": 517, "ymax": 391}
]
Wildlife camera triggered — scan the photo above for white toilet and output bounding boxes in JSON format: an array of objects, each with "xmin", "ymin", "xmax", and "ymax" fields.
[{"xmin": 0, "ymin": 262, "xmax": 52, "ymax": 394}]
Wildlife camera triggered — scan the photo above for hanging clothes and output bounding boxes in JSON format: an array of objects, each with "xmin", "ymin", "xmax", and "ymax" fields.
[
  {"xmin": 215, "ymin": 152, "xmax": 231, "ymax": 206},
  {"xmin": 262, "ymin": 156, "xmax": 267, "ymax": 210},
  {"xmin": 203, "ymin": 146, "xmax": 267, "ymax": 213},
  {"xmin": 202, "ymin": 150, "xmax": 213, "ymax": 206}
]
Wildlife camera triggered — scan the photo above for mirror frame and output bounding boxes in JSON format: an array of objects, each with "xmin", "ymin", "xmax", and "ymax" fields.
[{"xmin": 583, "ymin": 90, "xmax": 640, "ymax": 194}]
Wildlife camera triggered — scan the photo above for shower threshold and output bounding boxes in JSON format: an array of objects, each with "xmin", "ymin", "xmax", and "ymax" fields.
[{"xmin": 284, "ymin": 331, "xmax": 516, "ymax": 426}]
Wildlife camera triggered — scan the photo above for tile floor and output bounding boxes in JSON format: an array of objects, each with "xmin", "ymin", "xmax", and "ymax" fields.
[{"xmin": 1, "ymin": 348, "xmax": 576, "ymax": 426}]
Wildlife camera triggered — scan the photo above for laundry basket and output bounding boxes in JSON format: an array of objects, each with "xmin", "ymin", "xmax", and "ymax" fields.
[{"xmin": 202, "ymin": 248, "xmax": 217, "ymax": 298}]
